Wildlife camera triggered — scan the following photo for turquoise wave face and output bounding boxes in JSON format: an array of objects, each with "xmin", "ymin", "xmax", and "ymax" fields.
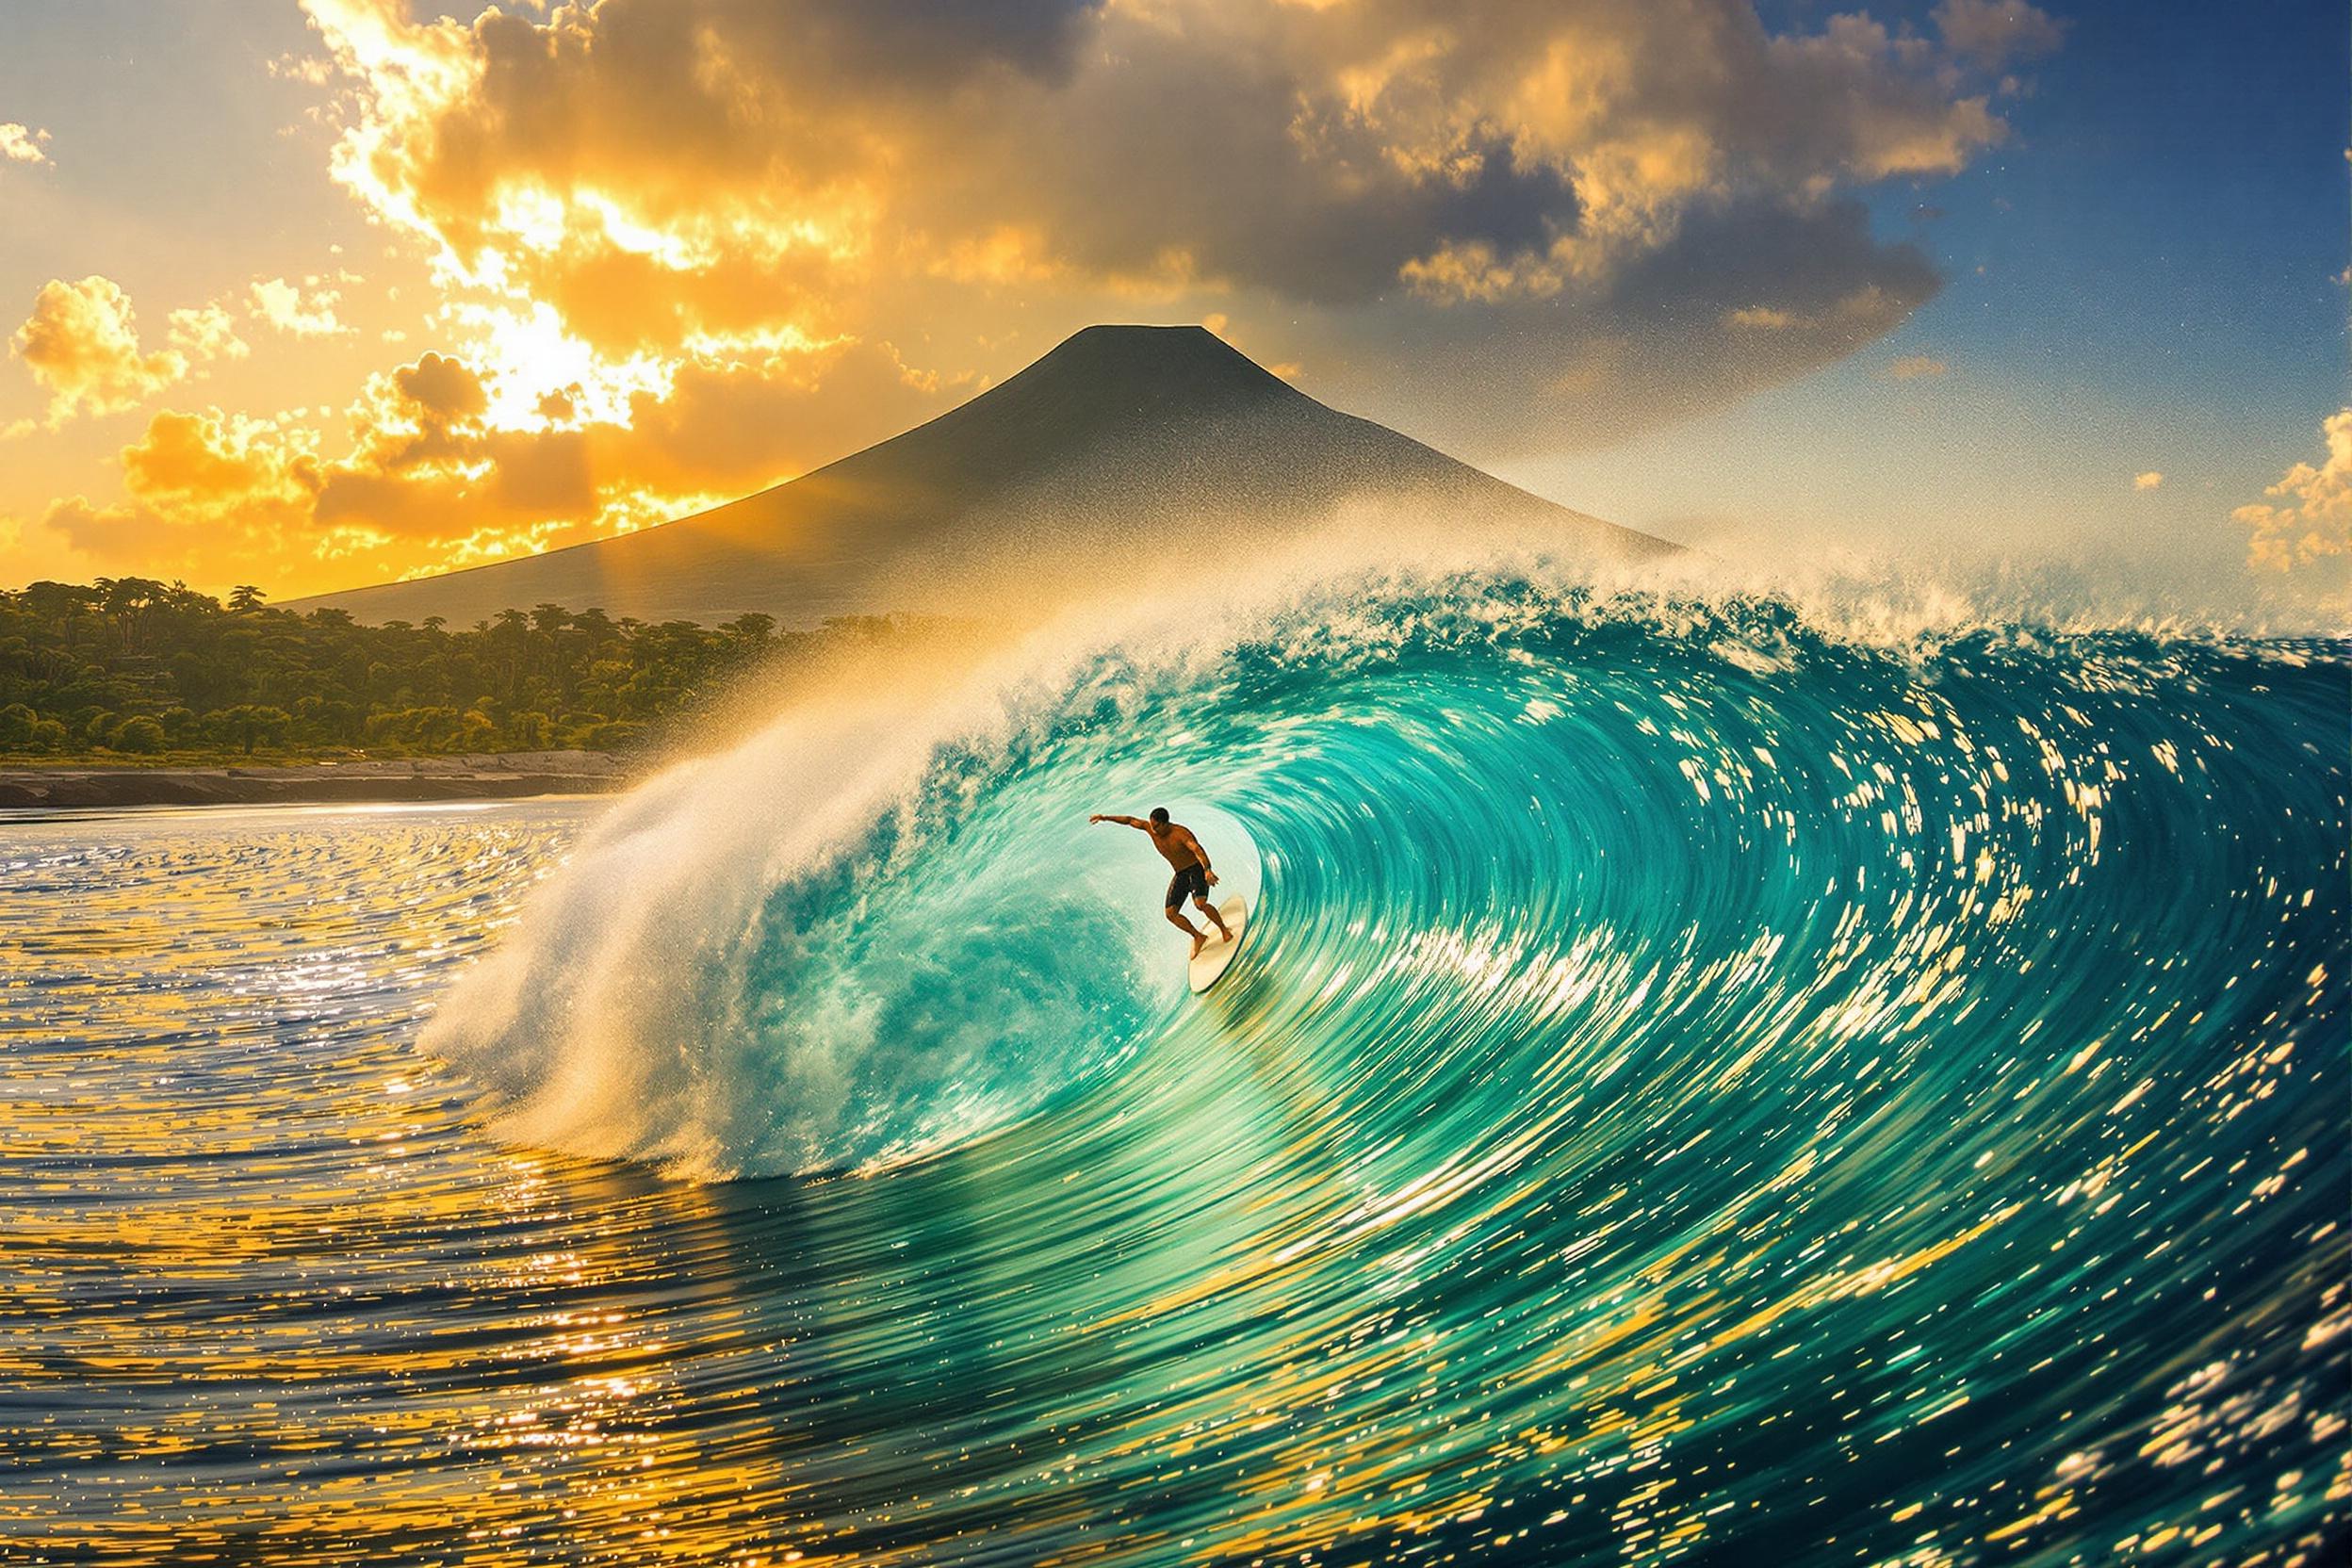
[
  {"xmin": 431, "ymin": 585, "xmax": 2347, "ymax": 1185},
  {"xmin": 266, "ymin": 580, "xmax": 2352, "ymax": 1562}
]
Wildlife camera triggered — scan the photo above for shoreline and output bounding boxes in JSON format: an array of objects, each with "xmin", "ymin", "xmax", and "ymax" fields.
[{"xmin": 0, "ymin": 750, "xmax": 632, "ymax": 809}]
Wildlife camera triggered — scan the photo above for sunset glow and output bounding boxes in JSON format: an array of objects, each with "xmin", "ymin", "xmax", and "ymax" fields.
[
  {"xmin": 0, "ymin": 8, "xmax": 2344, "ymax": 1562},
  {"xmin": 0, "ymin": 1, "xmax": 2342, "ymax": 609}
]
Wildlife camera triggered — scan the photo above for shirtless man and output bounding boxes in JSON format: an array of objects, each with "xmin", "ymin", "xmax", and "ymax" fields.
[{"xmin": 1088, "ymin": 807, "xmax": 1234, "ymax": 957}]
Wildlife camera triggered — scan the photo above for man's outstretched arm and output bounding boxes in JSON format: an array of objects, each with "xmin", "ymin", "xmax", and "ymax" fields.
[{"xmin": 1088, "ymin": 813, "xmax": 1149, "ymax": 829}]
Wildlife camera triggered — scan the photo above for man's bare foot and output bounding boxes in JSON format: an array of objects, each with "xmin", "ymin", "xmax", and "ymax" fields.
[{"xmin": 1190, "ymin": 930, "xmax": 1209, "ymax": 958}]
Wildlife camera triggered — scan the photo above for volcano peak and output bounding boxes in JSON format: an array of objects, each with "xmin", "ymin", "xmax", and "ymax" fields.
[
  {"xmin": 1017, "ymin": 323, "xmax": 1295, "ymax": 404},
  {"xmin": 294, "ymin": 323, "xmax": 1668, "ymax": 627}
]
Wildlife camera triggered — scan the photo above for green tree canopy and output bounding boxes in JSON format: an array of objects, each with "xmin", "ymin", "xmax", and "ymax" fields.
[{"xmin": 0, "ymin": 580, "xmax": 907, "ymax": 766}]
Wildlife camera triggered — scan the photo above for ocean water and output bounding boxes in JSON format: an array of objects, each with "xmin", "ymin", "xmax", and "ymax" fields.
[{"xmin": 2, "ymin": 580, "xmax": 2344, "ymax": 1565}]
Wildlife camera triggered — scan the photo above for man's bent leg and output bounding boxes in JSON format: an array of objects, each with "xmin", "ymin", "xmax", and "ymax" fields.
[
  {"xmin": 1168, "ymin": 905, "xmax": 1209, "ymax": 956},
  {"xmin": 1195, "ymin": 894, "xmax": 1232, "ymax": 940}
]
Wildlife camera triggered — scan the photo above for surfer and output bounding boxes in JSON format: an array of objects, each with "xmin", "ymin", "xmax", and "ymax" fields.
[{"xmin": 1088, "ymin": 808, "xmax": 1233, "ymax": 957}]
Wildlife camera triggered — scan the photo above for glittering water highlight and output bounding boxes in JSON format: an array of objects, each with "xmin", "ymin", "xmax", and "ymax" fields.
[{"xmin": 2, "ymin": 583, "xmax": 2344, "ymax": 1566}]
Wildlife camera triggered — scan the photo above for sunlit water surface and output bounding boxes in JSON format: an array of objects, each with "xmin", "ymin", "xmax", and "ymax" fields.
[{"xmin": 2, "ymin": 600, "xmax": 2345, "ymax": 1568}]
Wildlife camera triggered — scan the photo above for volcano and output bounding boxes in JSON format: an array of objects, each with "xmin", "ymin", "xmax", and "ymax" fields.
[{"xmin": 295, "ymin": 325, "xmax": 1670, "ymax": 627}]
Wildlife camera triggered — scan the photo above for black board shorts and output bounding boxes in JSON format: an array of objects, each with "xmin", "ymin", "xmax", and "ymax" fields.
[{"xmin": 1165, "ymin": 864, "xmax": 1210, "ymax": 908}]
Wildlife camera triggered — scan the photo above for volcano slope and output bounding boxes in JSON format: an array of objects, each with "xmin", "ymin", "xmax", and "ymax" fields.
[{"xmin": 295, "ymin": 324, "xmax": 1670, "ymax": 628}]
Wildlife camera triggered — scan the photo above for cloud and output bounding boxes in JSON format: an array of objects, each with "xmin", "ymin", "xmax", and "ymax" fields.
[
  {"xmin": 1889, "ymin": 353, "xmax": 1950, "ymax": 380},
  {"xmin": 168, "ymin": 303, "xmax": 252, "ymax": 365},
  {"xmin": 250, "ymin": 276, "xmax": 352, "ymax": 337},
  {"xmin": 18, "ymin": 0, "xmax": 2072, "ymax": 598},
  {"xmin": 0, "ymin": 123, "xmax": 50, "ymax": 167},
  {"xmin": 269, "ymin": 52, "xmax": 336, "ymax": 88},
  {"xmin": 30, "ymin": 411, "xmax": 329, "ymax": 588},
  {"xmin": 1933, "ymin": 0, "xmax": 2066, "ymax": 67},
  {"xmin": 393, "ymin": 351, "xmax": 487, "ymax": 424},
  {"xmin": 2234, "ymin": 410, "xmax": 2350, "ymax": 575},
  {"xmin": 2133, "ymin": 470, "xmax": 2164, "ymax": 491},
  {"xmin": 29, "ymin": 335, "xmax": 957, "ymax": 596},
  {"xmin": 298, "ymin": 0, "xmax": 2060, "ymax": 451},
  {"xmin": 122, "ymin": 409, "xmax": 321, "ymax": 515},
  {"xmin": 9, "ymin": 276, "xmax": 188, "ymax": 423}
]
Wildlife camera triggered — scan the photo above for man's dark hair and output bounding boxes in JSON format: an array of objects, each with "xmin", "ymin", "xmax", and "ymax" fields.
[{"xmin": 1150, "ymin": 807, "xmax": 1170, "ymax": 825}]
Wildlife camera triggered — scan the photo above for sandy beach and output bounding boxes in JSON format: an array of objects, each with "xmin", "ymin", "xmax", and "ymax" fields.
[{"xmin": 0, "ymin": 750, "xmax": 629, "ymax": 809}]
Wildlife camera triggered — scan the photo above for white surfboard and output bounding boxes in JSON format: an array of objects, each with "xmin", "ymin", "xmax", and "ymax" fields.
[{"xmin": 1187, "ymin": 895, "xmax": 1250, "ymax": 994}]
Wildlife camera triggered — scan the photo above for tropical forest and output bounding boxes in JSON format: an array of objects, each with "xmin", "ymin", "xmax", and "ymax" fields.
[{"xmin": 0, "ymin": 578, "xmax": 903, "ymax": 765}]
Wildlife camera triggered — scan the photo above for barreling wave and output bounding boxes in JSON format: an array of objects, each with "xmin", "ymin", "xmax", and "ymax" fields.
[
  {"xmin": 423, "ymin": 559, "xmax": 2346, "ymax": 1200},
  {"xmin": 80, "ymin": 537, "xmax": 2317, "ymax": 1561}
]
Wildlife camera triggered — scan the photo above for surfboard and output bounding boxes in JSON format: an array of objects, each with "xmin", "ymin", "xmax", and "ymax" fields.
[{"xmin": 1187, "ymin": 895, "xmax": 1250, "ymax": 994}]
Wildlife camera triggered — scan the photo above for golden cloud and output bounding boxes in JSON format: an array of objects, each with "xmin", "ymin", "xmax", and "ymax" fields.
[
  {"xmin": 122, "ymin": 410, "xmax": 321, "ymax": 514},
  {"xmin": 10, "ymin": 276, "xmax": 188, "ymax": 424},
  {"xmin": 296, "ymin": 0, "xmax": 2059, "ymax": 449},
  {"xmin": 0, "ymin": 122, "xmax": 50, "ymax": 167},
  {"xmin": 31, "ymin": 336, "xmax": 956, "ymax": 599},
  {"xmin": 18, "ymin": 0, "xmax": 2067, "ymax": 598},
  {"xmin": 249, "ymin": 276, "xmax": 352, "ymax": 337},
  {"xmin": 35, "ymin": 412, "xmax": 327, "ymax": 587},
  {"xmin": 167, "ymin": 303, "xmax": 253, "ymax": 365},
  {"xmin": 2235, "ymin": 410, "xmax": 2351, "ymax": 576}
]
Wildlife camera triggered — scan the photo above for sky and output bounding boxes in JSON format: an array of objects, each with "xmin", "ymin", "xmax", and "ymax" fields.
[{"xmin": 0, "ymin": 0, "xmax": 2343, "ymax": 617}]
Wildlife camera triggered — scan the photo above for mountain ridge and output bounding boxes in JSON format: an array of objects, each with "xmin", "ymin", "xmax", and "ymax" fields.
[{"xmin": 294, "ymin": 325, "xmax": 1669, "ymax": 627}]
